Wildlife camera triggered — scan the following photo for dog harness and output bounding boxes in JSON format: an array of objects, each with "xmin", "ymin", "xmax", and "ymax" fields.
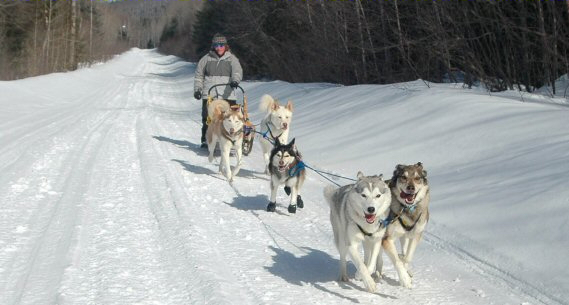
[
  {"xmin": 221, "ymin": 127, "xmax": 243, "ymax": 146},
  {"xmin": 288, "ymin": 160, "xmax": 305, "ymax": 177},
  {"xmin": 356, "ymin": 223, "xmax": 383, "ymax": 237},
  {"xmin": 386, "ymin": 205, "xmax": 423, "ymax": 232},
  {"xmin": 262, "ymin": 122, "xmax": 283, "ymax": 145}
]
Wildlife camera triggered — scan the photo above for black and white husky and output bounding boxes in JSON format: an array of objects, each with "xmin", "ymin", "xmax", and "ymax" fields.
[
  {"xmin": 323, "ymin": 173, "xmax": 391, "ymax": 293},
  {"xmin": 266, "ymin": 138, "xmax": 305, "ymax": 214},
  {"xmin": 377, "ymin": 162, "xmax": 430, "ymax": 288}
]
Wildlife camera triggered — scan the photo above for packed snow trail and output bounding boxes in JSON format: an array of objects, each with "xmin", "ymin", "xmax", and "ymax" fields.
[{"xmin": 0, "ymin": 49, "xmax": 564, "ymax": 305}]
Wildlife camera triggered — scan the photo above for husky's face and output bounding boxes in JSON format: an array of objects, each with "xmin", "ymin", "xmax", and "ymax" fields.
[
  {"xmin": 350, "ymin": 172, "xmax": 391, "ymax": 224},
  {"xmin": 270, "ymin": 101, "xmax": 293, "ymax": 130},
  {"xmin": 391, "ymin": 162, "xmax": 428, "ymax": 206},
  {"xmin": 270, "ymin": 138, "xmax": 297, "ymax": 172},
  {"xmin": 222, "ymin": 108, "xmax": 245, "ymax": 136}
]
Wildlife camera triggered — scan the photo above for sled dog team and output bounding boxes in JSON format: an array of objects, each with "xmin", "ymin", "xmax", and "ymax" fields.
[{"xmin": 206, "ymin": 94, "xmax": 430, "ymax": 293}]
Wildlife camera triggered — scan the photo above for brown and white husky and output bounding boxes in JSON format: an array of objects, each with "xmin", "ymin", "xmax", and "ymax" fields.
[
  {"xmin": 206, "ymin": 99, "xmax": 245, "ymax": 182},
  {"xmin": 378, "ymin": 162, "xmax": 430, "ymax": 288}
]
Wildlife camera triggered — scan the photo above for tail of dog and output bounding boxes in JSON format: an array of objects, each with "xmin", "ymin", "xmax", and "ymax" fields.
[
  {"xmin": 323, "ymin": 185, "xmax": 337, "ymax": 207},
  {"xmin": 208, "ymin": 99, "xmax": 230, "ymax": 121},
  {"xmin": 259, "ymin": 94, "xmax": 278, "ymax": 115}
]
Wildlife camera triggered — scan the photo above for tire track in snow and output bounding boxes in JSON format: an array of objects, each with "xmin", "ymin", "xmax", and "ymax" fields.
[
  {"xmin": 133, "ymin": 71, "xmax": 261, "ymax": 304},
  {"xmin": 424, "ymin": 228, "xmax": 564, "ymax": 305},
  {"xmin": 57, "ymin": 79, "xmax": 194, "ymax": 304},
  {"xmin": 2, "ymin": 98, "xmax": 125, "ymax": 305}
]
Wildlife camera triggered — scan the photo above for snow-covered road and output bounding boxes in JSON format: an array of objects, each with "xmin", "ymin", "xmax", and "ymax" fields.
[{"xmin": 1, "ymin": 49, "xmax": 566, "ymax": 305}]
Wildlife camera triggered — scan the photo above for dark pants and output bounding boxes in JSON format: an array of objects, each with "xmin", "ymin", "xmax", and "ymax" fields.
[{"xmin": 201, "ymin": 99, "xmax": 237, "ymax": 143}]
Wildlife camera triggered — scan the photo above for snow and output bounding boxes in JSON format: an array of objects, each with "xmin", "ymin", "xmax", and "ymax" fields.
[{"xmin": 1, "ymin": 48, "xmax": 568, "ymax": 305}]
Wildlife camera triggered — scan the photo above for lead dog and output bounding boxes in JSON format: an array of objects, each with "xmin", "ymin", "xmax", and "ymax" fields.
[
  {"xmin": 206, "ymin": 99, "xmax": 245, "ymax": 182},
  {"xmin": 323, "ymin": 173, "xmax": 391, "ymax": 293},
  {"xmin": 258, "ymin": 94, "xmax": 293, "ymax": 174},
  {"xmin": 377, "ymin": 162, "xmax": 430, "ymax": 288},
  {"xmin": 266, "ymin": 138, "xmax": 305, "ymax": 214}
]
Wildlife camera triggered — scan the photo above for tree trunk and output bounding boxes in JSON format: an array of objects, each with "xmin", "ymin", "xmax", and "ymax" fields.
[
  {"xmin": 42, "ymin": 0, "xmax": 52, "ymax": 74},
  {"xmin": 355, "ymin": 0, "xmax": 366, "ymax": 81},
  {"xmin": 69, "ymin": 0, "xmax": 77, "ymax": 70},
  {"xmin": 537, "ymin": 1, "xmax": 551, "ymax": 94}
]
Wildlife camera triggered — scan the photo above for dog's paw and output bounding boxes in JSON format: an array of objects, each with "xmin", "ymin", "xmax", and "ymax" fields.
[
  {"xmin": 339, "ymin": 274, "xmax": 350, "ymax": 282},
  {"xmin": 266, "ymin": 202, "xmax": 276, "ymax": 212},
  {"xmin": 399, "ymin": 272, "xmax": 412, "ymax": 289},
  {"xmin": 372, "ymin": 271, "xmax": 383, "ymax": 282},
  {"xmin": 362, "ymin": 275, "xmax": 377, "ymax": 293},
  {"xmin": 284, "ymin": 186, "xmax": 291, "ymax": 195},
  {"xmin": 287, "ymin": 204, "xmax": 296, "ymax": 214},
  {"xmin": 297, "ymin": 195, "xmax": 304, "ymax": 208},
  {"xmin": 208, "ymin": 155, "xmax": 214, "ymax": 163}
]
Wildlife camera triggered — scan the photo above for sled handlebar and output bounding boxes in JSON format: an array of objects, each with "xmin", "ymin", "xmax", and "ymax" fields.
[{"xmin": 207, "ymin": 83, "xmax": 244, "ymax": 97}]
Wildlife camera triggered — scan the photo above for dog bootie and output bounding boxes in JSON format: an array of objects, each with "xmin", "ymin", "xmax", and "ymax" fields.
[
  {"xmin": 288, "ymin": 204, "xmax": 297, "ymax": 214},
  {"xmin": 297, "ymin": 195, "xmax": 304, "ymax": 208},
  {"xmin": 284, "ymin": 186, "xmax": 291, "ymax": 195},
  {"xmin": 200, "ymin": 142, "xmax": 208, "ymax": 149},
  {"xmin": 267, "ymin": 202, "xmax": 276, "ymax": 212}
]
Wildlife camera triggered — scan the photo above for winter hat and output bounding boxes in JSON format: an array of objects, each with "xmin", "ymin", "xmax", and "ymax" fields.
[{"xmin": 211, "ymin": 33, "xmax": 227, "ymax": 46}]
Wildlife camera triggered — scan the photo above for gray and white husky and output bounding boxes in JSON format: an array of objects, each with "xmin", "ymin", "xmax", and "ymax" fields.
[
  {"xmin": 377, "ymin": 162, "xmax": 430, "ymax": 288},
  {"xmin": 266, "ymin": 138, "xmax": 305, "ymax": 214},
  {"xmin": 258, "ymin": 94, "xmax": 293, "ymax": 174},
  {"xmin": 323, "ymin": 173, "xmax": 391, "ymax": 293}
]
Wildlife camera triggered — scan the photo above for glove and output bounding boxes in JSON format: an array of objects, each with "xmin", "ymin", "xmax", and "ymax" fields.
[
  {"xmin": 194, "ymin": 91, "xmax": 202, "ymax": 100},
  {"xmin": 229, "ymin": 81, "xmax": 239, "ymax": 89}
]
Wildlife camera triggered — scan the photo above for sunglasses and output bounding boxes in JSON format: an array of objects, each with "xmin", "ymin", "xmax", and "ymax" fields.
[{"xmin": 213, "ymin": 43, "xmax": 226, "ymax": 48}]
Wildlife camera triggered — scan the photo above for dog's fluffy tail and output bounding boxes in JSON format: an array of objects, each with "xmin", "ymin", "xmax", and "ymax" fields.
[
  {"xmin": 323, "ymin": 185, "xmax": 337, "ymax": 207},
  {"xmin": 259, "ymin": 94, "xmax": 277, "ymax": 115},
  {"xmin": 208, "ymin": 99, "xmax": 230, "ymax": 120}
]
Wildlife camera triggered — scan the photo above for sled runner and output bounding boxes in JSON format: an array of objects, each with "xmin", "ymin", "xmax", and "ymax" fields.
[{"xmin": 206, "ymin": 84, "xmax": 255, "ymax": 156}]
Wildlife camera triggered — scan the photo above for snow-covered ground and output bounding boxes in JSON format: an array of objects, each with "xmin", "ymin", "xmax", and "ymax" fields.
[{"xmin": 1, "ymin": 48, "xmax": 568, "ymax": 305}]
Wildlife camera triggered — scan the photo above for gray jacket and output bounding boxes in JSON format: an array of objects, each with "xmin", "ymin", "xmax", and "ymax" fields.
[{"xmin": 194, "ymin": 50, "xmax": 243, "ymax": 100}]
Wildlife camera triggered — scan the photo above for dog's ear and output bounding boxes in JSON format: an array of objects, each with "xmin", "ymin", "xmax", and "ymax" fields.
[
  {"xmin": 394, "ymin": 164, "xmax": 405, "ymax": 176},
  {"xmin": 357, "ymin": 171, "xmax": 364, "ymax": 180},
  {"xmin": 415, "ymin": 162, "xmax": 427, "ymax": 177},
  {"xmin": 286, "ymin": 100, "xmax": 294, "ymax": 111},
  {"xmin": 377, "ymin": 174, "xmax": 384, "ymax": 180},
  {"xmin": 288, "ymin": 138, "xmax": 295, "ymax": 147},
  {"xmin": 274, "ymin": 137, "xmax": 282, "ymax": 147},
  {"xmin": 390, "ymin": 164, "xmax": 404, "ymax": 187}
]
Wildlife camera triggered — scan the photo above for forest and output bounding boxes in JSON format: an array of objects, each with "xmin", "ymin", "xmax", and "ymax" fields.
[{"xmin": 1, "ymin": 1, "xmax": 568, "ymax": 94}]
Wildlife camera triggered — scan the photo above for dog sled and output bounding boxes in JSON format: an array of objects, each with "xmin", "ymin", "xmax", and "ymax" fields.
[{"xmin": 206, "ymin": 83, "xmax": 255, "ymax": 156}]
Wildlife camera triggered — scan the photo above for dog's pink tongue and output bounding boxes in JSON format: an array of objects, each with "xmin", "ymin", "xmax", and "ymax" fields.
[
  {"xmin": 365, "ymin": 214, "xmax": 376, "ymax": 224},
  {"xmin": 400, "ymin": 191, "xmax": 415, "ymax": 204}
]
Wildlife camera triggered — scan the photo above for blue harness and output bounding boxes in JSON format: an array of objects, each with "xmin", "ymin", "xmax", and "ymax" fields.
[{"xmin": 288, "ymin": 161, "xmax": 306, "ymax": 177}]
